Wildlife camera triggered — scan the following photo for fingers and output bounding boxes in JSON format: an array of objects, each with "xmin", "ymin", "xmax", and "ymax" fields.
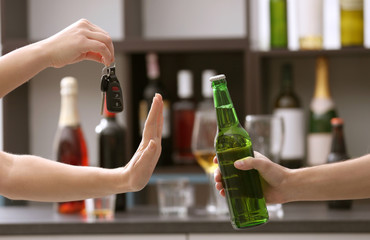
[
  {"xmin": 84, "ymin": 30, "xmax": 114, "ymax": 64},
  {"xmin": 213, "ymin": 156, "xmax": 218, "ymax": 164},
  {"xmin": 143, "ymin": 94, "xmax": 163, "ymax": 141}
]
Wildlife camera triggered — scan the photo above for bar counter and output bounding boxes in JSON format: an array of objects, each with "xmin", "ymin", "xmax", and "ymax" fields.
[{"xmin": 1, "ymin": 200, "xmax": 370, "ymax": 237}]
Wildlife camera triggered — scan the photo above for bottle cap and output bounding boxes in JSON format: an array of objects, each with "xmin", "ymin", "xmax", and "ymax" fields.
[
  {"xmin": 60, "ymin": 76, "xmax": 78, "ymax": 95},
  {"xmin": 202, "ymin": 70, "xmax": 216, "ymax": 98},
  {"xmin": 177, "ymin": 70, "xmax": 193, "ymax": 98},
  {"xmin": 209, "ymin": 74, "xmax": 226, "ymax": 82},
  {"xmin": 331, "ymin": 117, "xmax": 343, "ymax": 126}
]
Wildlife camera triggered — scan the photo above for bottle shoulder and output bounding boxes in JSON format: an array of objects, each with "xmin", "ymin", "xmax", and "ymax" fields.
[{"xmin": 275, "ymin": 93, "xmax": 301, "ymax": 108}]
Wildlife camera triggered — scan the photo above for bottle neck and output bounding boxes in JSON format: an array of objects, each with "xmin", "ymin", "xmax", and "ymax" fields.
[
  {"xmin": 281, "ymin": 64, "xmax": 294, "ymax": 93},
  {"xmin": 331, "ymin": 124, "xmax": 347, "ymax": 154},
  {"xmin": 212, "ymin": 79, "xmax": 239, "ymax": 128},
  {"xmin": 314, "ymin": 57, "xmax": 331, "ymax": 99},
  {"xmin": 59, "ymin": 94, "xmax": 80, "ymax": 127},
  {"xmin": 103, "ymin": 96, "xmax": 116, "ymax": 119}
]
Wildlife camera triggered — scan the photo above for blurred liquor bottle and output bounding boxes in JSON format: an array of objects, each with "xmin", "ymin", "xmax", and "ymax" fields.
[
  {"xmin": 327, "ymin": 117, "xmax": 352, "ymax": 209},
  {"xmin": 139, "ymin": 53, "xmax": 172, "ymax": 166},
  {"xmin": 307, "ymin": 57, "xmax": 337, "ymax": 166},
  {"xmin": 297, "ymin": 0, "xmax": 323, "ymax": 49},
  {"xmin": 273, "ymin": 64, "xmax": 305, "ymax": 168},
  {"xmin": 54, "ymin": 77, "xmax": 88, "ymax": 214},
  {"xmin": 96, "ymin": 96, "xmax": 126, "ymax": 212},
  {"xmin": 341, "ymin": 0, "xmax": 364, "ymax": 47},
  {"xmin": 270, "ymin": 0, "xmax": 288, "ymax": 49},
  {"xmin": 173, "ymin": 70, "xmax": 196, "ymax": 165}
]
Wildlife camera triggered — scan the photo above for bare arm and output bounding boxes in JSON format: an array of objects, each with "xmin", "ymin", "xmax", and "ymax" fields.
[
  {"xmin": 0, "ymin": 94, "xmax": 163, "ymax": 202},
  {"xmin": 0, "ymin": 19, "xmax": 114, "ymax": 98},
  {"xmin": 214, "ymin": 152, "xmax": 370, "ymax": 204}
]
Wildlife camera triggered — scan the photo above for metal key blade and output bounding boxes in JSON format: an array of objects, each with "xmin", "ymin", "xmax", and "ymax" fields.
[{"xmin": 100, "ymin": 92, "xmax": 105, "ymax": 115}]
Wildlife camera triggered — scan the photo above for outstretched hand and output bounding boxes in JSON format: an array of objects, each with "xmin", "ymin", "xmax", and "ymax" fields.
[
  {"xmin": 122, "ymin": 94, "xmax": 164, "ymax": 192},
  {"xmin": 214, "ymin": 151, "xmax": 291, "ymax": 204},
  {"xmin": 41, "ymin": 19, "xmax": 115, "ymax": 68}
]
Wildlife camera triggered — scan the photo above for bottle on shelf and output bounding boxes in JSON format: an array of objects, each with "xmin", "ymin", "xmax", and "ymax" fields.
[
  {"xmin": 270, "ymin": 0, "xmax": 288, "ymax": 49},
  {"xmin": 53, "ymin": 77, "xmax": 88, "ymax": 214},
  {"xmin": 139, "ymin": 52, "xmax": 172, "ymax": 166},
  {"xmin": 193, "ymin": 69, "xmax": 218, "ymax": 174},
  {"xmin": 211, "ymin": 74, "xmax": 268, "ymax": 229},
  {"xmin": 273, "ymin": 63, "xmax": 305, "ymax": 169},
  {"xmin": 340, "ymin": 0, "xmax": 364, "ymax": 47},
  {"xmin": 95, "ymin": 96, "xmax": 126, "ymax": 212},
  {"xmin": 327, "ymin": 117, "xmax": 352, "ymax": 210},
  {"xmin": 297, "ymin": 0, "xmax": 323, "ymax": 50},
  {"xmin": 307, "ymin": 57, "xmax": 337, "ymax": 166},
  {"xmin": 173, "ymin": 70, "xmax": 196, "ymax": 165}
]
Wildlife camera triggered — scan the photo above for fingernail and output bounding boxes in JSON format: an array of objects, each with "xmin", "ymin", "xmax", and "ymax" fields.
[
  {"xmin": 234, "ymin": 157, "xmax": 251, "ymax": 168},
  {"xmin": 234, "ymin": 160, "xmax": 244, "ymax": 168}
]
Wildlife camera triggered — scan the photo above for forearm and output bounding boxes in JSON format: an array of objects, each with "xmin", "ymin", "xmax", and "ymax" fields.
[
  {"xmin": 285, "ymin": 154, "xmax": 370, "ymax": 202},
  {"xmin": 0, "ymin": 152, "xmax": 127, "ymax": 202},
  {"xmin": 0, "ymin": 41, "xmax": 50, "ymax": 98}
]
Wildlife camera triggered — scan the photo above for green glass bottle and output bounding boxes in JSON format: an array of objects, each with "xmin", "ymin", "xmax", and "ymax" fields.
[
  {"xmin": 270, "ymin": 0, "xmax": 288, "ymax": 49},
  {"xmin": 210, "ymin": 74, "xmax": 269, "ymax": 229}
]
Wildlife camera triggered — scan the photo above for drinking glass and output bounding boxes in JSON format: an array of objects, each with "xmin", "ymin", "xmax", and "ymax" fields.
[
  {"xmin": 245, "ymin": 114, "xmax": 284, "ymax": 219},
  {"xmin": 191, "ymin": 108, "xmax": 228, "ymax": 215}
]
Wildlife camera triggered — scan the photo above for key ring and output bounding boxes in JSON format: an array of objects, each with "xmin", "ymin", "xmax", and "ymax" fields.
[{"xmin": 101, "ymin": 63, "xmax": 116, "ymax": 76}]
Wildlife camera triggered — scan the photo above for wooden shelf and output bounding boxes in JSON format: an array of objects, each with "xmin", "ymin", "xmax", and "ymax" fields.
[
  {"xmin": 254, "ymin": 47, "xmax": 370, "ymax": 58},
  {"xmin": 114, "ymin": 38, "xmax": 248, "ymax": 53}
]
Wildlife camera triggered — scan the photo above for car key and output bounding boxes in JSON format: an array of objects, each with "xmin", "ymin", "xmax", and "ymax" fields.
[{"xmin": 100, "ymin": 65, "xmax": 124, "ymax": 114}]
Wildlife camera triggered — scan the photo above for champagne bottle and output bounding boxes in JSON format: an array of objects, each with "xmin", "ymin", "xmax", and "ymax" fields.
[
  {"xmin": 270, "ymin": 0, "xmax": 288, "ymax": 49},
  {"xmin": 307, "ymin": 57, "xmax": 337, "ymax": 166},
  {"xmin": 139, "ymin": 52, "xmax": 172, "ymax": 165},
  {"xmin": 96, "ymin": 96, "xmax": 126, "ymax": 212},
  {"xmin": 54, "ymin": 77, "xmax": 88, "ymax": 214},
  {"xmin": 211, "ymin": 74, "xmax": 268, "ymax": 229},
  {"xmin": 327, "ymin": 118, "xmax": 352, "ymax": 209},
  {"xmin": 273, "ymin": 64, "xmax": 305, "ymax": 168},
  {"xmin": 173, "ymin": 70, "xmax": 196, "ymax": 165},
  {"xmin": 340, "ymin": 0, "xmax": 364, "ymax": 47}
]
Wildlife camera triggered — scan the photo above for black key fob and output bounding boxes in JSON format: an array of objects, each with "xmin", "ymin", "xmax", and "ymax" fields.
[{"xmin": 100, "ymin": 66, "xmax": 124, "ymax": 113}]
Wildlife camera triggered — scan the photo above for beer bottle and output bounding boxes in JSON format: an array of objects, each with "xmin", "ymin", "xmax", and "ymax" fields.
[
  {"xmin": 327, "ymin": 118, "xmax": 352, "ymax": 209},
  {"xmin": 211, "ymin": 74, "xmax": 269, "ymax": 229}
]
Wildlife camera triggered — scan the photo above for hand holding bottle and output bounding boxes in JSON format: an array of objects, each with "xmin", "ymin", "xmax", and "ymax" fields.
[{"xmin": 214, "ymin": 152, "xmax": 290, "ymax": 205}]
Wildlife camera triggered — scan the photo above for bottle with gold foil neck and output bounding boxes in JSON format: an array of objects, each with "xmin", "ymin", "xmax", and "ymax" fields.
[
  {"xmin": 307, "ymin": 57, "xmax": 337, "ymax": 166},
  {"xmin": 54, "ymin": 77, "xmax": 89, "ymax": 214}
]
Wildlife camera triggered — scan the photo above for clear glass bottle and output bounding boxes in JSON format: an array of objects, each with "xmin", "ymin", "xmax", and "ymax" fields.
[
  {"xmin": 211, "ymin": 74, "xmax": 268, "ymax": 229},
  {"xmin": 173, "ymin": 70, "xmax": 195, "ymax": 165},
  {"xmin": 307, "ymin": 57, "xmax": 337, "ymax": 166},
  {"xmin": 340, "ymin": 0, "xmax": 364, "ymax": 47},
  {"xmin": 54, "ymin": 77, "xmax": 88, "ymax": 214},
  {"xmin": 273, "ymin": 64, "xmax": 305, "ymax": 168}
]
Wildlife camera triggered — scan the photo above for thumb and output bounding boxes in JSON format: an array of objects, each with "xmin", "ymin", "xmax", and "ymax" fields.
[{"xmin": 234, "ymin": 157, "xmax": 254, "ymax": 170}]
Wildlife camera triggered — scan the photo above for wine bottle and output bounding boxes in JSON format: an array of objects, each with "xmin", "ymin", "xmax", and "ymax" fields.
[
  {"xmin": 327, "ymin": 117, "xmax": 352, "ymax": 209},
  {"xmin": 307, "ymin": 57, "xmax": 337, "ymax": 166},
  {"xmin": 341, "ymin": 0, "xmax": 364, "ymax": 47},
  {"xmin": 211, "ymin": 74, "xmax": 268, "ymax": 229},
  {"xmin": 54, "ymin": 77, "xmax": 88, "ymax": 214},
  {"xmin": 273, "ymin": 64, "xmax": 305, "ymax": 168},
  {"xmin": 270, "ymin": 0, "xmax": 288, "ymax": 49},
  {"xmin": 173, "ymin": 70, "xmax": 196, "ymax": 165},
  {"xmin": 96, "ymin": 96, "xmax": 126, "ymax": 212},
  {"xmin": 139, "ymin": 52, "xmax": 172, "ymax": 165}
]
